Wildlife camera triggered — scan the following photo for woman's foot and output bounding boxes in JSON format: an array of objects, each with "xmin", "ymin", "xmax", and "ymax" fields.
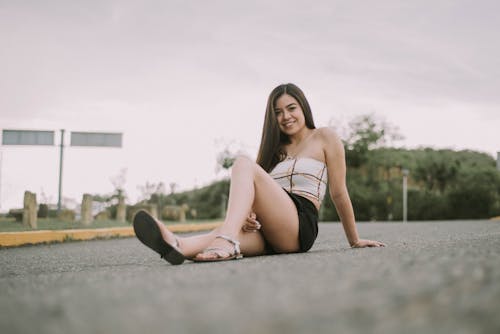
[
  {"xmin": 193, "ymin": 235, "xmax": 243, "ymax": 262},
  {"xmin": 152, "ymin": 215, "xmax": 181, "ymax": 251},
  {"xmin": 133, "ymin": 210, "xmax": 185, "ymax": 265}
]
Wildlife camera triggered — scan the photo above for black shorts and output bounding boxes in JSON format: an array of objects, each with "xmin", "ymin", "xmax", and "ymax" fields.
[{"xmin": 265, "ymin": 189, "xmax": 319, "ymax": 254}]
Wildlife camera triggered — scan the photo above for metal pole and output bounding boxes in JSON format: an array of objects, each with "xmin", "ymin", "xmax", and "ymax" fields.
[
  {"xmin": 402, "ymin": 168, "xmax": 409, "ymax": 222},
  {"xmin": 57, "ymin": 129, "xmax": 65, "ymax": 213}
]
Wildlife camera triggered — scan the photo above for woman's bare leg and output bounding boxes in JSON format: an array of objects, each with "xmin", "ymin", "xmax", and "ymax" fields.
[
  {"xmin": 194, "ymin": 156, "xmax": 301, "ymax": 260},
  {"xmin": 154, "ymin": 220, "xmax": 267, "ymax": 258},
  {"xmin": 153, "ymin": 155, "xmax": 301, "ymax": 260}
]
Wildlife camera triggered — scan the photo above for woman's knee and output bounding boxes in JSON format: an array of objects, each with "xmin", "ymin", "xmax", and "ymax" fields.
[
  {"xmin": 233, "ymin": 154, "xmax": 253, "ymax": 165},
  {"xmin": 232, "ymin": 155, "xmax": 256, "ymax": 172}
]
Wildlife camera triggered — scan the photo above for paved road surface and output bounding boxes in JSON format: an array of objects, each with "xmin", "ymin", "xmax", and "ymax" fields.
[{"xmin": 1, "ymin": 221, "xmax": 499, "ymax": 334}]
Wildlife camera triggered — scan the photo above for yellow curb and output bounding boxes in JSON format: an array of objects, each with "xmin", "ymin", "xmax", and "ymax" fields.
[
  {"xmin": 0, "ymin": 222, "xmax": 222, "ymax": 248},
  {"xmin": 490, "ymin": 216, "xmax": 500, "ymax": 221}
]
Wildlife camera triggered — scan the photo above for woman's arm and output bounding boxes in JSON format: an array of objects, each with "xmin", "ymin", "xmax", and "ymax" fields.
[{"xmin": 321, "ymin": 128, "xmax": 385, "ymax": 248}]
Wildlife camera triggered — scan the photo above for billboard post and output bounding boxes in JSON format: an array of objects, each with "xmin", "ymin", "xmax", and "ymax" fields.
[{"xmin": 57, "ymin": 130, "xmax": 65, "ymax": 213}]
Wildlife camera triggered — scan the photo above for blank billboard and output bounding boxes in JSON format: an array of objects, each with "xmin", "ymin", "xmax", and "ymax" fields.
[
  {"xmin": 2, "ymin": 130, "xmax": 55, "ymax": 145},
  {"xmin": 70, "ymin": 132, "xmax": 122, "ymax": 147}
]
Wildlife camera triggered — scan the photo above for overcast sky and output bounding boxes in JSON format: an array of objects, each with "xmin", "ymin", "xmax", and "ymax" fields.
[{"xmin": 1, "ymin": 0, "xmax": 499, "ymax": 212}]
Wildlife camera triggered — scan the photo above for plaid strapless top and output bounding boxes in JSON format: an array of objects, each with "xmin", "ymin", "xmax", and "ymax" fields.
[{"xmin": 269, "ymin": 157, "xmax": 328, "ymax": 203}]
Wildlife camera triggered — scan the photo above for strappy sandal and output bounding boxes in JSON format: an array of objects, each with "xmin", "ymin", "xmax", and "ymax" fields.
[
  {"xmin": 133, "ymin": 210, "xmax": 185, "ymax": 265},
  {"xmin": 192, "ymin": 235, "xmax": 243, "ymax": 262}
]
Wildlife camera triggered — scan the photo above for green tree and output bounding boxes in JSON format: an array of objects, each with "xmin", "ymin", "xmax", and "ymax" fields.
[
  {"xmin": 447, "ymin": 169, "xmax": 500, "ymax": 219},
  {"xmin": 161, "ymin": 180, "xmax": 230, "ymax": 220},
  {"xmin": 413, "ymin": 149, "xmax": 460, "ymax": 193},
  {"xmin": 336, "ymin": 114, "xmax": 403, "ymax": 167}
]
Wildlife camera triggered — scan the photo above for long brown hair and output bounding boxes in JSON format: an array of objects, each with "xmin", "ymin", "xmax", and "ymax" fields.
[{"xmin": 256, "ymin": 83, "xmax": 316, "ymax": 172}]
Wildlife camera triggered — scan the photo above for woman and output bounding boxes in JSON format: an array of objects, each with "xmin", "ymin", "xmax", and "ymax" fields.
[{"xmin": 133, "ymin": 83, "xmax": 385, "ymax": 265}]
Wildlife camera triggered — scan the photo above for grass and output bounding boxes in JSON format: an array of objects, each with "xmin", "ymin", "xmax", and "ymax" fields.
[{"xmin": 0, "ymin": 217, "xmax": 220, "ymax": 233}]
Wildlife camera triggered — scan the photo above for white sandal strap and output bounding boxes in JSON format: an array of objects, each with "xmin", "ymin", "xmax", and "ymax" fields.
[
  {"xmin": 216, "ymin": 235, "xmax": 243, "ymax": 259},
  {"xmin": 201, "ymin": 247, "xmax": 231, "ymax": 258}
]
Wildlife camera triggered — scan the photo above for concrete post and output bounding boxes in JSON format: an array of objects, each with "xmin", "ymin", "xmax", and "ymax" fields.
[
  {"xmin": 179, "ymin": 204, "xmax": 188, "ymax": 222},
  {"xmin": 81, "ymin": 194, "xmax": 93, "ymax": 226},
  {"xmin": 23, "ymin": 191, "xmax": 37, "ymax": 229},
  {"xmin": 117, "ymin": 196, "xmax": 126, "ymax": 222},
  {"xmin": 220, "ymin": 193, "xmax": 227, "ymax": 218},
  {"xmin": 148, "ymin": 204, "xmax": 158, "ymax": 219},
  {"xmin": 22, "ymin": 192, "xmax": 30, "ymax": 227}
]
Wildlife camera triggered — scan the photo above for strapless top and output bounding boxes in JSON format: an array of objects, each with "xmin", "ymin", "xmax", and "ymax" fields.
[{"xmin": 269, "ymin": 157, "xmax": 328, "ymax": 203}]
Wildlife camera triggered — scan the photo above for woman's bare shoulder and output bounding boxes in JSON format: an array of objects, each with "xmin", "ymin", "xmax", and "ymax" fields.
[{"xmin": 316, "ymin": 127, "xmax": 342, "ymax": 144}]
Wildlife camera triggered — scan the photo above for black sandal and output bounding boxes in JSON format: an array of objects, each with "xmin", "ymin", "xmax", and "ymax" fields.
[{"xmin": 133, "ymin": 210, "xmax": 185, "ymax": 265}]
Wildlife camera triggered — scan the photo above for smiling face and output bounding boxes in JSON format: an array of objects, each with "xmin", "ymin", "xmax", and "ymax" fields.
[{"xmin": 274, "ymin": 93, "xmax": 306, "ymax": 136}]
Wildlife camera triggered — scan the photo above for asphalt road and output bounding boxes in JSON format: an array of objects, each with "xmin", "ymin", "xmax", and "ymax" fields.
[{"xmin": 1, "ymin": 221, "xmax": 499, "ymax": 334}]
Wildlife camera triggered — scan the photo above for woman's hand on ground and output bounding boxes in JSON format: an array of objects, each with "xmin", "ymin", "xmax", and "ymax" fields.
[
  {"xmin": 351, "ymin": 239, "xmax": 386, "ymax": 248},
  {"xmin": 242, "ymin": 212, "xmax": 261, "ymax": 232}
]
